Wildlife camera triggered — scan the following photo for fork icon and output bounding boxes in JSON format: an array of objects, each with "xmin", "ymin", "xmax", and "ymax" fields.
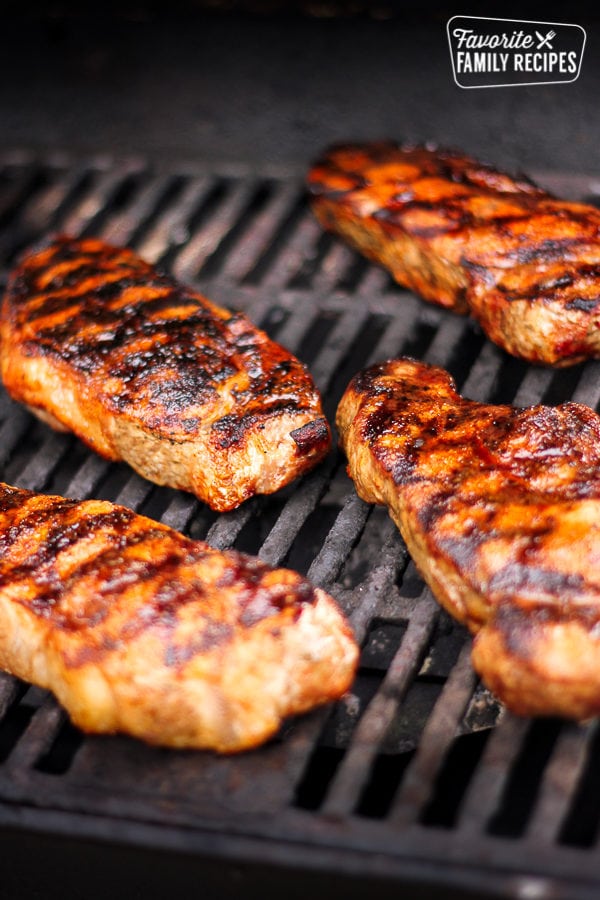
[{"xmin": 535, "ymin": 29, "xmax": 556, "ymax": 49}]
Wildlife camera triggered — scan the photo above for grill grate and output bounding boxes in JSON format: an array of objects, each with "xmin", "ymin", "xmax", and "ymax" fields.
[{"xmin": 1, "ymin": 151, "xmax": 600, "ymax": 897}]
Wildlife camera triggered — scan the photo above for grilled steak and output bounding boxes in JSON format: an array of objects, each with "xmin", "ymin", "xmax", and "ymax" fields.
[
  {"xmin": 0, "ymin": 482, "xmax": 358, "ymax": 752},
  {"xmin": 1, "ymin": 237, "xmax": 330, "ymax": 512},
  {"xmin": 337, "ymin": 358, "xmax": 600, "ymax": 719},
  {"xmin": 308, "ymin": 142, "xmax": 600, "ymax": 366}
]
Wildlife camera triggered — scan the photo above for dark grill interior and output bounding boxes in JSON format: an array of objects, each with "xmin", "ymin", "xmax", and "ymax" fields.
[{"xmin": 2, "ymin": 151, "xmax": 600, "ymax": 898}]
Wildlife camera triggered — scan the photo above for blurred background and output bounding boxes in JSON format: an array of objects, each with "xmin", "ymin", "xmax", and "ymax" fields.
[{"xmin": 2, "ymin": 1, "xmax": 599, "ymax": 175}]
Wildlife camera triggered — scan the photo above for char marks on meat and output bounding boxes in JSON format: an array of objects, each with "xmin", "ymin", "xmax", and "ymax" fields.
[
  {"xmin": 0, "ymin": 482, "xmax": 358, "ymax": 752},
  {"xmin": 337, "ymin": 357, "xmax": 600, "ymax": 718},
  {"xmin": 308, "ymin": 142, "xmax": 600, "ymax": 366},
  {"xmin": 1, "ymin": 238, "xmax": 330, "ymax": 511}
]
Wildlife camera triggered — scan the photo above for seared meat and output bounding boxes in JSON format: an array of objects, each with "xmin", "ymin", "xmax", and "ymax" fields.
[
  {"xmin": 308, "ymin": 142, "xmax": 600, "ymax": 366},
  {"xmin": 0, "ymin": 482, "xmax": 358, "ymax": 752},
  {"xmin": 337, "ymin": 358, "xmax": 600, "ymax": 719},
  {"xmin": 1, "ymin": 237, "xmax": 330, "ymax": 512}
]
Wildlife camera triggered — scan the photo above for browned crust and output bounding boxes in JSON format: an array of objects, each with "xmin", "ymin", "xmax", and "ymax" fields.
[
  {"xmin": 308, "ymin": 142, "xmax": 600, "ymax": 366},
  {"xmin": 1, "ymin": 237, "xmax": 331, "ymax": 511},
  {"xmin": 0, "ymin": 482, "xmax": 358, "ymax": 752},
  {"xmin": 337, "ymin": 357, "xmax": 600, "ymax": 719}
]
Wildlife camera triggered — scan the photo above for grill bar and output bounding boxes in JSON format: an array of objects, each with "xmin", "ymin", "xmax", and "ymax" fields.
[
  {"xmin": 0, "ymin": 409, "xmax": 31, "ymax": 468},
  {"xmin": 0, "ymin": 673, "xmax": 20, "ymax": 719},
  {"xmin": 573, "ymin": 360, "xmax": 600, "ymax": 409},
  {"xmin": 102, "ymin": 174, "xmax": 175, "ymax": 247},
  {"xmin": 525, "ymin": 722, "xmax": 596, "ymax": 844},
  {"xmin": 390, "ymin": 642, "xmax": 478, "ymax": 826},
  {"xmin": 457, "ymin": 713, "xmax": 530, "ymax": 834},
  {"xmin": 460, "ymin": 341, "xmax": 505, "ymax": 402},
  {"xmin": 5, "ymin": 694, "xmax": 64, "ymax": 775},
  {"xmin": 258, "ymin": 466, "xmax": 332, "ymax": 567},
  {"xmin": 15, "ymin": 433, "xmax": 72, "ymax": 492},
  {"xmin": 321, "ymin": 588, "xmax": 439, "ymax": 818},
  {"xmin": 160, "ymin": 494, "xmax": 199, "ymax": 533},
  {"xmin": 0, "ymin": 166, "xmax": 87, "ymax": 261},
  {"xmin": 313, "ymin": 242, "xmax": 359, "ymax": 293},
  {"xmin": 220, "ymin": 181, "xmax": 301, "ymax": 284},
  {"xmin": 364, "ymin": 302, "xmax": 422, "ymax": 363},
  {"xmin": 137, "ymin": 176, "xmax": 217, "ymax": 264},
  {"xmin": 357, "ymin": 265, "xmax": 391, "ymax": 296},
  {"xmin": 60, "ymin": 163, "xmax": 145, "ymax": 237},
  {"xmin": 65, "ymin": 455, "xmax": 112, "ymax": 501},
  {"xmin": 0, "ymin": 165, "xmax": 42, "ymax": 229},
  {"xmin": 114, "ymin": 473, "xmax": 158, "ymax": 512},
  {"xmin": 206, "ymin": 500, "xmax": 259, "ymax": 551},
  {"xmin": 173, "ymin": 178, "xmax": 260, "ymax": 280},
  {"xmin": 421, "ymin": 315, "xmax": 471, "ymax": 370},
  {"xmin": 346, "ymin": 515, "xmax": 407, "ymax": 639},
  {"xmin": 512, "ymin": 366, "xmax": 554, "ymax": 407},
  {"xmin": 310, "ymin": 307, "xmax": 372, "ymax": 395},
  {"xmin": 261, "ymin": 209, "xmax": 324, "ymax": 289}
]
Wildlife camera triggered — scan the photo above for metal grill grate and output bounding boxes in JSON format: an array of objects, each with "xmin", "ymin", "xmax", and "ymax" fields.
[{"xmin": 1, "ymin": 151, "xmax": 600, "ymax": 898}]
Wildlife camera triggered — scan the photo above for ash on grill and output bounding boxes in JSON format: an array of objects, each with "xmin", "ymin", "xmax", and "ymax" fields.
[{"xmin": 1, "ymin": 151, "xmax": 600, "ymax": 899}]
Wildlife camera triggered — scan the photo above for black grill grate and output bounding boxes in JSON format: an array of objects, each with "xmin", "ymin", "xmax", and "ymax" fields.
[{"xmin": 1, "ymin": 151, "xmax": 600, "ymax": 897}]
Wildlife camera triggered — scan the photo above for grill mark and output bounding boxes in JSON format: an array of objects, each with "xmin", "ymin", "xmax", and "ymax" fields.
[
  {"xmin": 565, "ymin": 297, "xmax": 600, "ymax": 311},
  {"xmin": 538, "ymin": 272, "xmax": 576, "ymax": 290},
  {"xmin": 417, "ymin": 489, "xmax": 455, "ymax": 532},
  {"xmin": 310, "ymin": 145, "xmax": 600, "ymax": 368},
  {"xmin": 211, "ymin": 411, "xmax": 269, "ymax": 449},
  {"xmin": 488, "ymin": 563, "xmax": 589, "ymax": 599},
  {"xmin": 23, "ymin": 272, "xmax": 145, "ymax": 319},
  {"xmin": 507, "ymin": 236, "xmax": 593, "ymax": 266},
  {"xmin": 6, "ymin": 237, "xmax": 327, "ymax": 461},
  {"xmin": 373, "ymin": 197, "xmax": 535, "ymax": 233},
  {"xmin": 495, "ymin": 600, "xmax": 600, "ymax": 661},
  {"xmin": 0, "ymin": 506, "xmax": 139, "ymax": 594},
  {"xmin": 373, "ymin": 197, "xmax": 600, "ymax": 253},
  {"xmin": 238, "ymin": 578, "xmax": 315, "ymax": 627},
  {"xmin": 495, "ymin": 261, "xmax": 600, "ymax": 305},
  {"xmin": 0, "ymin": 484, "xmax": 38, "ymax": 517},
  {"xmin": 0, "ymin": 497, "xmax": 96, "ymax": 558},
  {"xmin": 31, "ymin": 302, "xmax": 240, "ymax": 382},
  {"xmin": 25, "ymin": 531, "xmax": 178, "ymax": 624},
  {"xmin": 164, "ymin": 620, "xmax": 235, "ymax": 667},
  {"xmin": 31, "ymin": 286, "xmax": 223, "ymax": 337},
  {"xmin": 25, "ymin": 239, "xmax": 132, "ymax": 275},
  {"xmin": 315, "ymin": 144, "xmax": 548, "ymax": 202},
  {"xmin": 64, "ymin": 542, "xmax": 315, "ymax": 664},
  {"xmin": 355, "ymin": 362, "xmax": 600, "ymax": 586},
  {"xmin": 67, "ymin": 547, "xmax": 207, "ymax": 636},
  {"xmin": 27, "ymin": 306, "xmax": 310, "ymax": 412},
  {"xmin": 36, "ymin": 258, "xmax": 97, "ymax": 290}
]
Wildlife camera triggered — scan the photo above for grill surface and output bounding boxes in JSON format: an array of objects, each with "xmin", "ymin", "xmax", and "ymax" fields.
[{"xmin": 1, "ymin": 151, "xmax": 600, "ymax": 898}]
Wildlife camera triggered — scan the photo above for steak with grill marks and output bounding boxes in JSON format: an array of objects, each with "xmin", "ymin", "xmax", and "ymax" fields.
[
  {"xmin": 337, "ymin": 358, "xmax": 600, "ymax": 719},
  {"xmin": 1, "ymin": 237, "xmax": 330, "ymax": 511},
  {"xmin": 308, "ymin": 142, "xmax": 600, "ymax": 366},
  {"xmin": 0, "ymin": 482, "xmax": 358, "ymax": 752}
]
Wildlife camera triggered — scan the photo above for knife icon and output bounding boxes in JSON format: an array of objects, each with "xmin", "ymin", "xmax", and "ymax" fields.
[{"xmin": 535, "ymin": 29, "xmax": 556, "ymax": 49}]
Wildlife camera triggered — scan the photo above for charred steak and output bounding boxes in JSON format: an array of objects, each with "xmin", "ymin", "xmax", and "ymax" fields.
[
  {"xmin": 0, "ymin": 482, "xmax": 358, "ymax": 752},
  {"xmin": 308, "ymin": 142, "xmax": 600, "ymax": 366},
  {"xmin": 337, "ymin": 357, "xmax": 600, "ymax": 719},
  {"xmin": 1, "ymin": 237, "xmax": 330, "ymax": 511}
]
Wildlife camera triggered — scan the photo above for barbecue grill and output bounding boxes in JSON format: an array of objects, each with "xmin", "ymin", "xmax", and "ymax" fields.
[{"xmin": 2, "ymin": 6, "xmax": 600, "ymax": 899}]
